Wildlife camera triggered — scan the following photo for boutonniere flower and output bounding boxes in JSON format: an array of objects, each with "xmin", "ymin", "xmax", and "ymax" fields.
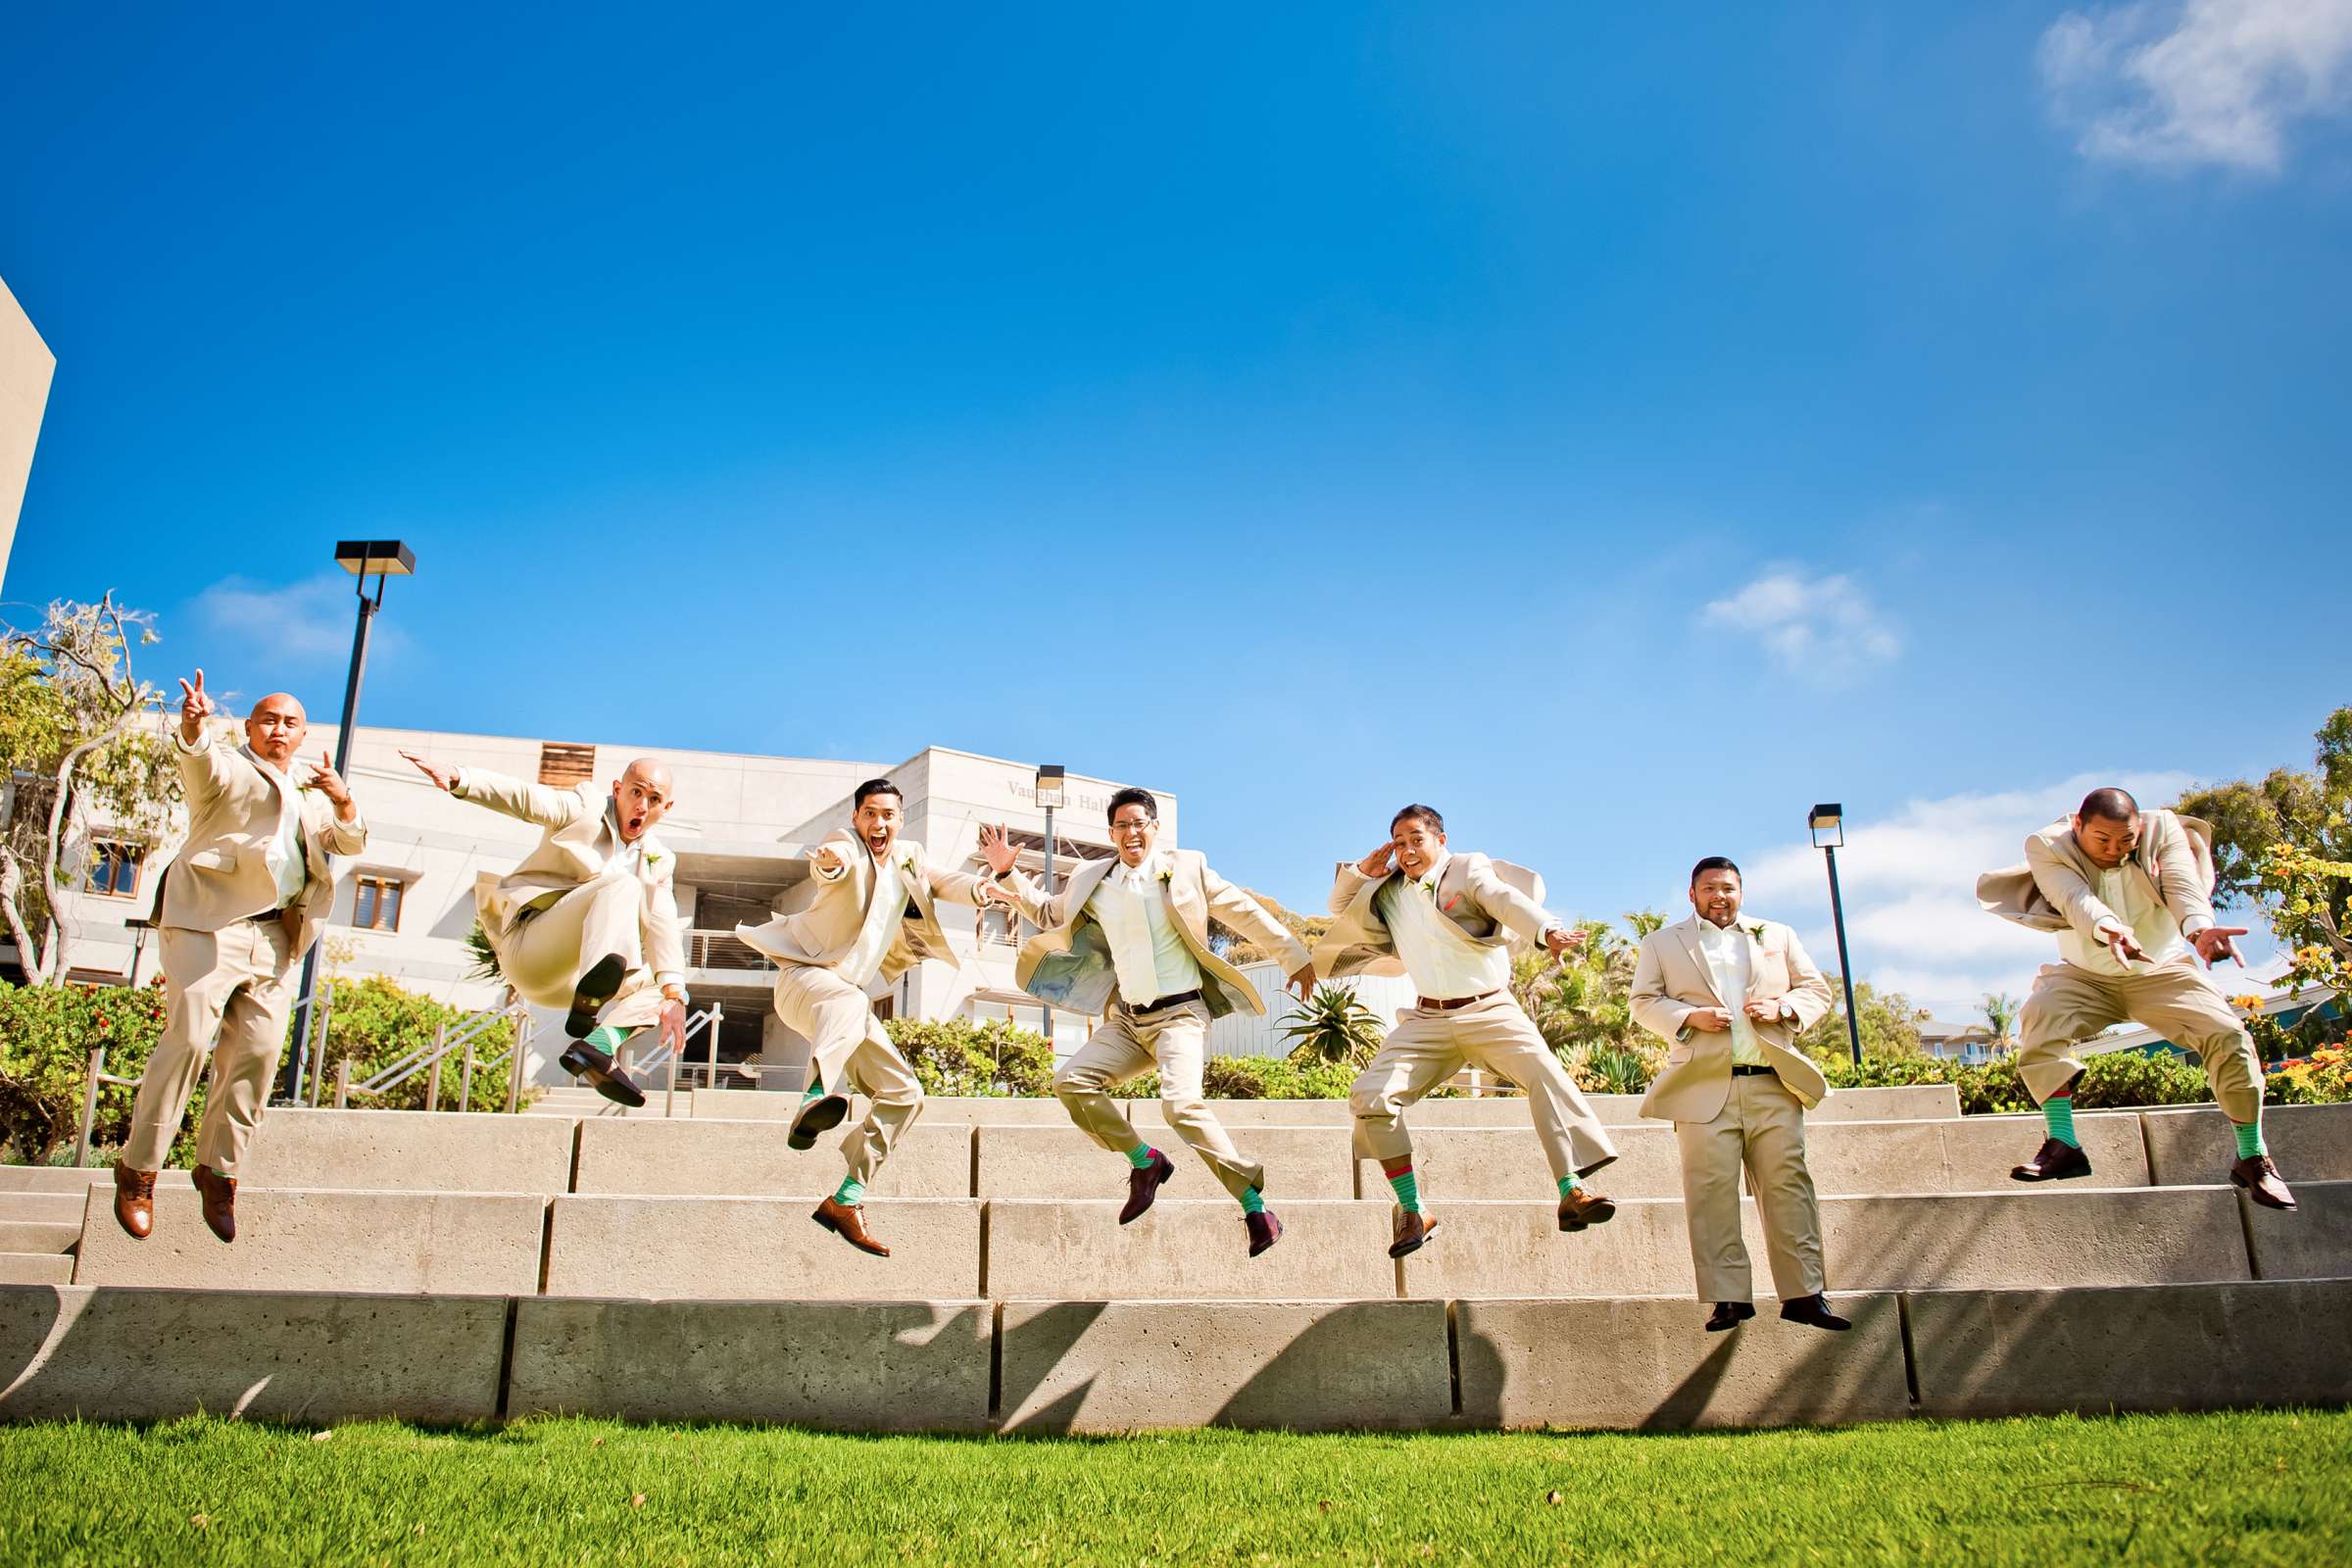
[
  {"xmin": 901, "ymin": 853, "xmax": 918, "ymax": 877},
  {"xmin": 1745, "ymin": 922, "xmax": 1768, "ymax": 943},
  {"xmin": 1156, "ymin": 867, "xmax": 1173, "ymax": 886}
]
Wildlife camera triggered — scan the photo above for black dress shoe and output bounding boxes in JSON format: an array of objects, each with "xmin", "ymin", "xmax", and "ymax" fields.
[
  {"xmin": 1704, "ymin": 1300, "xmax": 1755, "ymax": 1333},
  {"xmin": 1779, "ymin": 1294, "xmax": 1852, "ymax": 1332},
  {"xmin": 564, "ymin": 953, "xmax": 629, "ymax": 1039},
  {"xmin": 2010, "ymin": 1136, "xmax": 2092, "ymax": 1182},
  {"xmin": 1119, "ymin": 1150, "xmax": 1177, "ymax": 1224},
  {"xmin": 788, "ymin": 1093, "xmax": 852, "ymax": 1152},
  {"xmin": 559, "ymin": 1040, "xmax": 647, "ymax": 1108},
  {"xmin": 1246, "ymin": 1209, "xmax": 1283, "ymax": 1256}
]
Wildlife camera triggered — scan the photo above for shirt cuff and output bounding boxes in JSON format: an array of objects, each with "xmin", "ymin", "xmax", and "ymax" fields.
[
  {"xmin": 172, "ymin": 728, "xmax": 212, "ymax": 756},
  {"xmin": 812, "ymin": 858, "xmax": 847, "ymax": 882},
  {"xmin": 2180, "ymin": 914, "xmax": 2213, "ymax": 939},
  {"xmin": 451, "ymin": 767, "xmax": 468, "ymax": 796},
  {"xmin": 656, "ymin": 973, "xmax": 686, "ymax": 997}
]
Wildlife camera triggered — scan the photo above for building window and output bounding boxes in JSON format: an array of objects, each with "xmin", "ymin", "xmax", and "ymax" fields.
[
  {"xmin": 84, "ymin": 842, "xmax": 145, "ymax": 898},
  {"xmin": 352, "ymin": 876, "xmax": 405, "ymax": 932},
  {"xmin": 538, "ymin": 742, "xmax": 596, "ymax": 787}
]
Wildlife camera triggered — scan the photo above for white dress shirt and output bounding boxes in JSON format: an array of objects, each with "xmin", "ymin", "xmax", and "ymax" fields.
[
  {"xmin": 1381, "ymin": 854, "xmax": 1511, "ymax": 1001},
  {"xmin": 836, "ymin": 849, "xmax": 907, "ymax": 989},
  {"xmin": 1088, "ymin": 854, "xmax": 1203, "ymax": 1005},
  {"xmin": 1694, "ymin": 916, "xmax": 1773, "ymax": 1066},
  {"xmin": 2060, "ymin": 862, "xmax": 2193, "ymax": 977},
  {"xmin": 242, "ymin": 748, "xmax": 309, "ymax": 911}
]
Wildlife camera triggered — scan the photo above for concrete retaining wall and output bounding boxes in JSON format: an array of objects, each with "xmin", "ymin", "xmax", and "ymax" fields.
[
  {"xmin": 998, "ymin": 1298, "xmax": 1451, "ymax": 1432},
  {"xmin": 974, "ymin": 1126, "xmax": 1355, "ymax": 1200},
  {"xmin": 986, "ymin": 1200, "xmax": 1396, "ymax": 1300},
  {"xmin": 0, "ymin": 1285, "xmax": 507, "ymax": 1422},
  {"xmin": 240, "ymin": 1109, "xmax": 575, "ymax": 1195},
  {"xmin": 73, "ymin": 1188, "xmax": 546, "ymax": 1296},
  {"xmin": 543, "ymin": 1196, "xmax": 984, "ymax": 1299},
  {"xmin": 2242, "ymin": 1179, "xmax": 2350, "ymax": 1281},
  {"xmin": 2142, "ymin": 1103, "xmax": 2352, "ymax": 1186},
  {"xmin": 1454, "ymin": 1294, "xmax": 1910, "ymax": 1429},
  {"xmin": 508, "ymin": 1297, "xmax": 992, "ymax": 1430},
  {"xmin": 570, "ymin": 1118, "xmax": 973, "ymax": 1199}
]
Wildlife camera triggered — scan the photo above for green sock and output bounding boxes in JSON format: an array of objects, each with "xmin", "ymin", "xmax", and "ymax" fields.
[
  {"xmin": 583, "ymin": 1024, "xmax": 627, "ymax": 1053},
  {"xmin": 1384, "ymin": 1163, "xmax": 1422, "ymax": 1213},
  {"xmin": 1557, "ymin": 1173, "xmax": 1582, "ymax": 1199},
  {"xmin": 802, "ymin": 1072, "xmax": 824, "ymax": 1103},
  {"xmin": 832, "ymin": 1176, "xmax": 865, "ymax": 1206},
  {"xmin": 1240, "ymin": 1188, "xmax": 1266, "ymax": 1216},
  {"xmin": 1123, "ymin": 1144, "xmax": 1160, "ymax": 1171},
  {"xmin": 2043, "ymin": 1096, "xmax": 2079, "ymax": 1150},
  {"xmin": 2234, "ymin": 1119, "xmax": 2267, "ymax": 1159}
]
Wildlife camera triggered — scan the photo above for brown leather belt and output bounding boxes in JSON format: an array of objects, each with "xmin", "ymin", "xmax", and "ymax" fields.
[
  {"xmin": 1123, "ymin": 989, "xmax": 1203, "ymax": 1015},
  {"xmin": 1416, "ymin": 989, "xmax": 1499, "ymax": 1012}
]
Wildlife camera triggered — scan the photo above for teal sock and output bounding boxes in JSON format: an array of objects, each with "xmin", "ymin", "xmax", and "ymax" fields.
[
  {"xmin": 832, "ymin": 1176, "xmax": 865, "ymax": 1206},
  {"xmin": 2234, "ymin": 1119, "xmax": 2267, "ymax": 1159},
  {"xmin": 583, "ymin": 1024, "xmax": 627, "ymax": 1053},
  {"xmin": 1240, "ymin": 1188, "xmax": 1266, "ymax": 1216},
  {"xmin": 1557, "ymin": 1173, "xmax": 1582, "ymax": 1199},
  {"xmin": 1123, "ymin": 1144, "xmax": 1160, "ymax": 1171},
  {"xmin": 2043, "ymin": 1096, "xmax": 2079, "ymax": 1149},
  {"xmin": 1384, "ymin": 1163, "xmax": 1422, "ymax": 1213},
  {"xmin": 802, "ymin": 1072, "xmax": 824, "ymax": 1103}
]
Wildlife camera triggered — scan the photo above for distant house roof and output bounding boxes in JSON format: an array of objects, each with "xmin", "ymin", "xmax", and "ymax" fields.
[{"xmin": 1920, "ymin": 1019, "xmax": 1993, "ymax": 1043}]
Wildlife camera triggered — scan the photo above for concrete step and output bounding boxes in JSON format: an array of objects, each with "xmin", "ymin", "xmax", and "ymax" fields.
[
  {"xmin": 0, "ymin": 1253, "xmax": 74, "ymax": 1286},
  {"xmin": 0, "ymin": 1192, "xmax": 88, "ymax": 1224},
  {"xmin": 241, "ymin": 1108, "xmax": 574, "ymax": 1195},
  {"xmin": 973, "ymin": 1125, "xmax": 1358, "ymax": 1200},
  {"xmin": 544, "ymin": 1196, "xmax": 984, "ymax": 1300},
  {"xmin": 0, "ymin": 1221, "xmax": 78, "ymax": 1254},
  {"xmin": 9, "ymin": 1277, "xmax": 2344, "ymax": 1430},
  {"xmin": 570, "ymin": 1118, "xmax": 972, "ymax": 1200},
  {"xmin": 986, "ymin": 1200, "xmax": 1396, "ymax": 1301},
  {"xmin": 2141, "ymin": 1102, "xmax": 2351, "ymax": 1184},
  {"xmin": 0, "ymin": 1166, "xmax": 192, "ymax": 1194}
]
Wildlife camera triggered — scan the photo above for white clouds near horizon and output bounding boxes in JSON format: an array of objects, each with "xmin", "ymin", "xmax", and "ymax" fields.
[
  {"xmin": 1701, "ymin": 567, "xmax": 1901, "ymax": 680},
  {"xmin": 2039, "ymin": 0, "xmax": 2352, "ymax": 172},
  {"xmin": 190, "ymin": 573, "xmax": 409, "ymax": 668}
]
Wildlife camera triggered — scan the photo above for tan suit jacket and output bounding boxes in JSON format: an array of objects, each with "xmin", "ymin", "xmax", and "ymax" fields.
[
  {"xmin": 156, "ymin": 730, "xmax": 367, "ymax": 959},
  {"xmin": 1977, "ymin": 808, "xmax": 2218, "ymax": 945},
  {"xmin": 1311, "ymin": 852, "xmax": 1553, "ymax": 981},
  {"xmin": 736, "ymin": 831, "xmax": 990, "ymax": 980},
  {"xmin": 1632, "ymin": 915, "xmax": 1834, "ymax": 1123},
  {"xmin": 998, "ymin": 850, "xmax": 1310, "ymax": 1019},
  {"xmin": 458, "ymin": 768, "xmax": 686, "ymax": 978}
]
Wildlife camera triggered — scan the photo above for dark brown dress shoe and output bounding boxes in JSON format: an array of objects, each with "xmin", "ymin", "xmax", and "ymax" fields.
[
  {"xmin": 192, "ymin": 1163, "xmax": 237, "ymax": 1244},
  {"xmin": 1388, "ymin": 1206, "xmax": 1439, "ymax": 1258},
  {"xmin": 1557, "ymin": 1188, "xmax": 1617, "ymax": 1232},
  {"xmin": 112, "ymin": 1160, "xmax": 156, "ymax": 1241},
  {"xmin": 1118, "ymin": 1150, "xmax": 1177, "ymax": 1225},
  {"xmin": 558, "ymin": 1041, "xmax": 647, "ymax": 1108},
  {"xmin": 1779, "ymin": 1294, "xmax": 1852, "ymax": 1332},
  {"xmin": 2230, "ymin": 1153, "xmax": 2297, "ymax": 1210},
  {"xmin": 811, "ymin": 1195, "xmax": 889, "ymax": 1256},
  {"xmin": 1704, "ymin": 1301, "xmax": 1755, "ymax": 1333},
  {"xmin": 2010, "ymin": 1137, "xmax": 2092, "ymax": 1182},
  {"xmin": 788, "ymin": 1093, "xmax": 851, "ymax": 1152},
  {"xmin": 1246, "ymin": 1208, "xmax": 1282, "ymax": 1257},
  {"xmin": 564, "ymin": 952, "xmax": 629, "ymax": 1039}
]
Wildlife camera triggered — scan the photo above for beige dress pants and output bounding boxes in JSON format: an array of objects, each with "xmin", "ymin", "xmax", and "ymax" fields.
[
  {"xmin": 1674, "ymin": 1070, "xmax": 1825, "ymax": 1302},
  {"xmin": 772, "ymin": 965, "xmax": 923, "ymax": 1186},
  {"xmin": 501, "ymin": 873, "xmax": 666, "ymax": 1045},
  {"xmin": 1349, "ymin": 993, "xmax": 1617, "ymax": 1185},
  {"xmin": 123, "ymin": 919, "xmax": 296, "ymax": 1176},
  {"xmin": 1055, "ymin": 999, "xmax": 1262, "ymax": 1201},
  {"xmin": 2017, "ymin": 956, "xmax": 2263, "ymax": 1122}
]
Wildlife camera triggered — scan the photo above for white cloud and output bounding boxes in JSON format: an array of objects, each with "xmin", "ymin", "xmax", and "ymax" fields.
[
  {"xmin": 1701, "ymin": 567, "xmax": 1901, "ymax": 680},
  {"xmin": 190, "ymin": 573, "xmax": 406, "ymax": 665},
  {"xmin": 1740, "ymin": 769, "xmax": 2202, "ymax": 1019},
  {"xmin": 2039, "ymin": 0, "xmax": 2352, "ymax": 172}
]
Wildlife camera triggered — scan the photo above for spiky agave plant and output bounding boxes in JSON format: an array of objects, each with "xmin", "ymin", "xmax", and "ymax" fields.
[
  {"xmin": 1280, "ymin": 983, "xmax": 1386, "ymax": 1067},
  {"xmin": 463, "ymin": 921, "xmax": 505, "ymax": 984}
]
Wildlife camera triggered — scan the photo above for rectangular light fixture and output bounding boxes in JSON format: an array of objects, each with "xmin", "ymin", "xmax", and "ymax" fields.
[
  {"xmin": 333, "ymin": 539, "xmax": 416, "ymax": 577},
  {"xmin": 1808, "ymin": 803, "xmax": 1844, "ymax": 849},
  {"xmin": 1034, "ymin": 764, "xmax": 1066, "ymax": 809}
]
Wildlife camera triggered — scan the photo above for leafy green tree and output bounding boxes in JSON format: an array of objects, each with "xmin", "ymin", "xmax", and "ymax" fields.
[
  {"xmin": 0, "ymin": 595, "xmax": 176, "ymax": 984},
  {"xmin": 1983, "ymin": 992, "xmax": 2020, "ymax": 1054},
  {"xmin": 1793, "ymin": 980, "xmax": 1930, "ymax": 1060}
]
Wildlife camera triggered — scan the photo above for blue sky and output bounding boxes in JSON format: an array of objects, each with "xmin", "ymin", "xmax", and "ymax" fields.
[{"xmin": 7, "ymin": 2, "xmax": 2349, "ymax": 1016}]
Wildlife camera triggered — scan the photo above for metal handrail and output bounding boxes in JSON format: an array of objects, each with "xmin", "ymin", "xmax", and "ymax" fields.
[
  {"xmin": 660, "ymin": 1004, "xmax": 724, "ymax": 1117},
  {"xmin": 73, "ymin": 1047, "xmax": 142, "ymax": 1168},
  {"xmin": 342, "ymin": 1001, "xmax": 534, "ymax": 1102}
]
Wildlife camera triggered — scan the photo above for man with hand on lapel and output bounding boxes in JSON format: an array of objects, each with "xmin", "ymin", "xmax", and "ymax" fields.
[
  {"xmin": 1980, "ymin": 787, "xmax": 2292, "ymax": 1208},
  {"xmin": 737, "ymin": 778, "xmax": 1011, "ymax": 1257},
  {"xmin": 113, "ymin": 671, "xmax": 368, "ymax": 1245},
  {"xmin": 403, "ymin": 750, "xmax": 688, "ymax": 1108},
  {"xmin": 1317, "ymin": 805, "xmax": 1617, "ymax": 1260},
  {"xmin": 986, "ymin": 787, "xmax": 1315, "ymax": 1257},
  {"xmin": 1631, "ymin": 857, "xmax": 1845, "ymax": 1333}
]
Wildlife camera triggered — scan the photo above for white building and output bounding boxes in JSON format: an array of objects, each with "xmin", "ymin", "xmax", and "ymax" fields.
[
  {"xmin": 0, "ymin": 272, "xmax": 56, "ymax": 595},
  {"xmin": 34, "ymin": 721, "xmax": 1363, "ymax": 1088}
]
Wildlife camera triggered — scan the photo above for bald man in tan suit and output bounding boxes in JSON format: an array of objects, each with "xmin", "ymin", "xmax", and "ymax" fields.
[
  {"xmin": 1318, "ymin": 804, "xmax": 1616, "ymax": 1260},
  {"xmin": 1632, "ymin": 856, "xmax": 1845, "ymax": 1334},
  {"xmin": 114, "ymin": 671, "xmax": 366, "ymax": 1245},
  {"xmin": 402, "ymin": 749, "xmax": 690, "ymax": 1108},
  {"xmin": 737, "ymin": 777, "xmax": 1012, "ymax": 1256}
]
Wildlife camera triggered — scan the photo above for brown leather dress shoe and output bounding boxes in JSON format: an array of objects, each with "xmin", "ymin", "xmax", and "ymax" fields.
[
  {"xmin": 1118, "ymin": 1150, "xmax": 1176, "ymax": 1225},
  {"xmin": 1704, "ymin": 1301, "xmax": 1755, "ymax": 1333},
  {"xmin": 2010, "ymin": 1137, "xmax": 2092, "ymax": 1182},
  {"xmin": 1245, "ymin": 1208, "xmax": 1282, "ymax": 1257},
  {"xmin": 192, "ymin": 1163, "xmax": 237, "ymax": 1244},
  {"xmin": 1389, "ymin": 1206, "xmax": 1438, "ymax": 1258},
  {"xmin": 112, "ymin": 1160, "xmax": 156, "ymax": 1241},
  {"xmin": 2230, "ymin": 1153, "xmax": 2297, "ymax": 1210},
  {"xmin": 1557, "ymin": 1188, "xmax": 1617, "ymax": 1232},
  {"xmin": 811, "ymin": 1195, "xmax": 889, "ymax": 1256}
]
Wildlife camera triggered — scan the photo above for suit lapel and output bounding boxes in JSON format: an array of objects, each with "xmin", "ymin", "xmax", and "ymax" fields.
[{"xmin": 1677, "ymin": 917, "xmax": 1729, "ymax": 1006}]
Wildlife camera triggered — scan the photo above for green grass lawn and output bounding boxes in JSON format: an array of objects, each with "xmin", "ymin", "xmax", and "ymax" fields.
[{"xmin": 1, "ymin": 1410, "xmax": 2345, "ymax": 1566}]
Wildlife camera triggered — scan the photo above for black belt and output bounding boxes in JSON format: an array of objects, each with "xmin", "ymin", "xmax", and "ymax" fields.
[
  {"xmin": 240, "ymin": 909, "xmax": 285, "ymax": 924},
  {"xmin": 1123, "ymin": 990, "xmax": 1202, "ymax": 1015},
  {"xmin": 1416, "ymin": 990, "xmax": 1500, "ymax": 1012},
  {"xmin": 1731, "ymin": 1064, "xmax": 1778, "ymax": 1077}
]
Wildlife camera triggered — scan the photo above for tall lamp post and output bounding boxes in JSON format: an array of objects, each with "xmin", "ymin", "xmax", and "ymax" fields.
[
  {"xmin": 1808, "ymin": 803, "xmax": 1864, "ymax": 1067},
  {"xmin": 282, "ymin": 540, "xmax": 416, "ymax": 1102},
  {"xmin": 1033, "ymin": 765, "xmax": 1064, "ymax": 1041}
]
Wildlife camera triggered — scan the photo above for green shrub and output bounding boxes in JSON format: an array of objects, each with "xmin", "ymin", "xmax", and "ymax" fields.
[
  {"xmin": 1200, "ymin": 1054, "xmax": 1357, "ymax": 1101},
  {"xmin": 2264, "ymin": 1048, "xmax": 2350, "ymax": 1105},
  {"xmin": 886, "ymin": 1016, "xmax": 1055, "ymax": 1097},
  {"xmin": 0, "ymin": 978, "xmax": 184, "ymax": 1164},
  {"xmin": 314, "ymin": 975, "xmax": 527, "ymax": 1114}
]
